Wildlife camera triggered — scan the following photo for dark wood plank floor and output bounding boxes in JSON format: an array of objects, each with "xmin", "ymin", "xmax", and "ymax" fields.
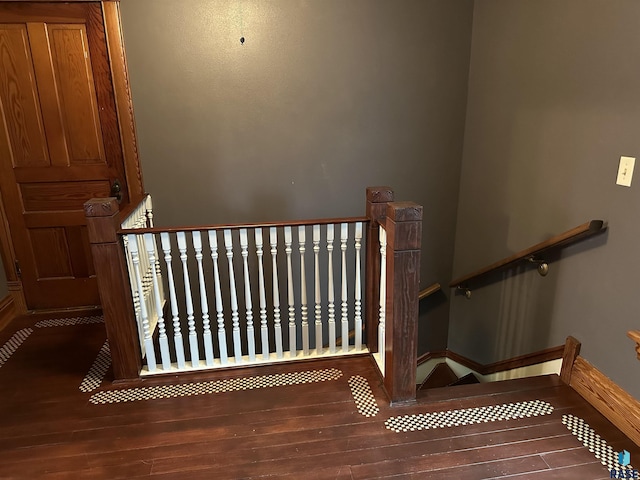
[{"xmin": 0, "ymin": 313, "xmax": 638, "ymax": 479}]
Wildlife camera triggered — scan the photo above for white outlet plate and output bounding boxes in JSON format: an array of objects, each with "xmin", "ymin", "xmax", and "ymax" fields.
[{"xmin": 616, "ymin": 156, "xmax": 635, "ymax": 187}]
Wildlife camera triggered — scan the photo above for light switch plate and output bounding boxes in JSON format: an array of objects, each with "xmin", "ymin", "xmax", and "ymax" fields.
[{"xmin": 616, "ymin": 156, "xmax": 635, "ymax": 187}]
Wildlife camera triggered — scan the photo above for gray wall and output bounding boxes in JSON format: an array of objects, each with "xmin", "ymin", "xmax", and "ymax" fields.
[
  {"xmin": 451, "ymin": 0, "xmax": 640, "ymax": 398},
  {"xmin": 119, "ymin": 0, "xmax": 474, "ymax": 353}
]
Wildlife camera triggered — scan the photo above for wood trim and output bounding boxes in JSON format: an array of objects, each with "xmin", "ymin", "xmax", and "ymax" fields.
[
  {"xmin": 450, "ymin": 220, "xmax": 607, "ymax": 288},
  {"xmin": 7, "ymin": 281, "xmax": 27, "ymax": 315},
  {"xmin": 0, "ymin": 294, "xmax": 16, "ymax": 333},
  {"xmin": 560, "ymin": 335, "xmax": 581, "ymax": 383},
  {"xmin": 119, "ymin": 216, "xmax": 370, "ymax": 235},
  {"xmin": 102, "ymin": 1, "xmax": 145, "ymax": 201},
  {"xmin": 418, "ymin": 282, "xmax": 441, "ymax": 301},
  {"xmin": 0, "ymin": 189, "xmax": 17, "ymax": 283},
  {"xmin": 569, "ymin": 356, "xmax": 640, "ymax": 447},
  {"xmin": 628, "ymin": 331, "xmax": 640, "ymax": 360},
  {"xmin": 418, "ymin": 345, "xmax": 565, "ymax": 376}
]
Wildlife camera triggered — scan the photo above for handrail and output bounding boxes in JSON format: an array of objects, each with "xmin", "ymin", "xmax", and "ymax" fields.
[
  {"xmin": 119, "ymin": 215, "xmax": 369, "ymax": 235},
  {"xmin": 450, "ymin": 220, "xmax": 607, "ymax": 290},
  {"xmin": 628, "ymin": 331, "xmax": 640, "ymax": 360},
  {"xmin": 418, "ymin": 282, "xmax": 441, "ymax": 301}
]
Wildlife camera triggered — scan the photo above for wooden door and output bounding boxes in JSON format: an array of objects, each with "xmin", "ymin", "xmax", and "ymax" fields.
[{"xmin": 0, "ymin": 3, "xmax": 131, "ymax": 309}]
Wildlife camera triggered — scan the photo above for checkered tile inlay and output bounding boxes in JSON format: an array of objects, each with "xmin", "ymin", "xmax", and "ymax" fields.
[
  {"xmin": 562, "ymin": 414, "xmax": 635, "ymax": 472},
  {"xmin": 35, "ymin": 315, "xmax": 104, "ymax": 328},
  {"xmin": 385, "ymin": 399, "xmax": 554, "ymax": 433},
  {"xmin": 90, "ymin": 368, "xmax": 343, "ymax": 404},
  {"xmin": 80, "ymin": 341, "xmax": 111, "ymax": 393},
  {"xmin": 348, "ymin": 375, "xmax": 379, "ymax": 417},
  {"xmin": 0, "ymin": 328, "xmax": 33, "ymax": 368}
]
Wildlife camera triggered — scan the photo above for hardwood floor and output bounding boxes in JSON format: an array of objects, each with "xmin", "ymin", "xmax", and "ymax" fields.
[{"xmin": 0, "ymin": 313, "xmax": 638, "ymax": 479}]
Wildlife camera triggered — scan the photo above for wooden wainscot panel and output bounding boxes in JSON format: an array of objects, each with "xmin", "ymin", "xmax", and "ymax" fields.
[
  {"xmin": 569, "ymin": 356, "xmax": 640, "ymax": 447},
  {"xmin": 0, "ymin": 294, "xmax": 16, "ymax": 333}
]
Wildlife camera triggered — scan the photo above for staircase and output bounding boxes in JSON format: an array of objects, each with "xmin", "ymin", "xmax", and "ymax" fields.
[{"xmin": 418, "ymin": 362, "xmax": 480, "ymax": 390}]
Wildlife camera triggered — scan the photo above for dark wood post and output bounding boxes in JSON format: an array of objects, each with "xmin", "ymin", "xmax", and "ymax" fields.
[
  {"xmin": 384, "ymin": 201, "xmax": 422, "ymax": 405},
  {"xmin": 84, "ymin": 197, "xmax": 141, "ymax": 381},
  {"xmin": 365, "ymin": 186, "xmax": 394, "ymax": 354}
]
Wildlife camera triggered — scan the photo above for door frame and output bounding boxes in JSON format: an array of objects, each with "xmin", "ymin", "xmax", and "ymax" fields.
[{"xmin": 0, "ymin": 1, "xmax": 144, "ymax": 313}]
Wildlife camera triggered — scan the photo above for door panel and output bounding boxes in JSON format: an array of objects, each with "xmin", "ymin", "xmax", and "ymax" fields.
[
  {"xmin": 0, "ymin": 3, "xmax": 131, "ymax": 309},
  {"xmin": 0, "ymin": 24, "xmax": 49, "ymax": 167}
]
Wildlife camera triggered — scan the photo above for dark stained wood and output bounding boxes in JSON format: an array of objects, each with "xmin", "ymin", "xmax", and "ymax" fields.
[
  {"xmin": 0, "ymin": 317, "xmax": 637, "ymax": 479},
  {"xmin": 0, "ymin": 293, "xmax": 15, "ymax": 332},
  {"xmin": 560, "ymin": 335, "xmax": 582, "ymax": 384},
  {"xmin": 450, "ymin": 220, "xmax": 607, "ymax": 288},
  {"xmin": 383, "ymin": 201, "xmax": 422, "ymax": 404},
  {"xmin": 84, "ymin": 197, "xmax": 141, "ymax": 380},
  {"xmin": 118, "ymin": 216, "xmax": 370, "ymax": 235},
  {"xmin": 365, "ymin": 186, "xmax": 394, "ymax": 356},
  {"xmin": 418, "ymin": 361, "xmax": 458, "ymax": 389}
]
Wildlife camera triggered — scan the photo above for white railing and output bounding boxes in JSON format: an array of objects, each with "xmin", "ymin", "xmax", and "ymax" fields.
[
  {"xmin": 121, "ymin": 219, "xmax": 367, "ymax": 375},
  {"xmin": 374, "ymin": 224, "xmax": 387, "ymax": 376},
  {"xmin": 120, "ymin": 195, "xmax": 165, "ymax": 357}
]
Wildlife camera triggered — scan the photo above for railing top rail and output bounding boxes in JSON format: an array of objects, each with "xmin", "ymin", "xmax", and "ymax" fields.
[
  {"xmin": 118, "ymin": 215, "xmax": 369, "ymax": 236},
  {"xmin": 450, "ymin": 219, "xmax": 607, "ymax": 288},
  {"xmin": 117, "ymin": 193, "xmax": 150, "ymax": 224}
]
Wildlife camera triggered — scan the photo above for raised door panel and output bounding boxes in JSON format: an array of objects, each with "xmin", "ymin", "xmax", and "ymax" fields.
[{"xmin": 0, "ymin": 24, "xmax": 49, "ymax": 167}]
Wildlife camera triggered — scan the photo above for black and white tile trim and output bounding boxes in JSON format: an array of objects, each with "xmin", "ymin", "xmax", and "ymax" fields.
[
  {"xmin": 0, "ymin": 328, "xmax": 33, "ymax": 368},
  {"xmin": 385, "ymin": 399, "xmax": 554, "ymax": 433},
  {"xmin": 90, "ymin": 368, "xmax": 343, "ymax": 404},
  {"xmin": 80, "ymin": 341, "xmax": 111, "ymax": 393},
  {"xmin": 348, "ymin": 375, "xmax": 379, "ymax": 417},
  {"xmin": 35, "ymin": 315, "xmax": 104, "ymax": 328},
  {"xmin": 562, "ymin": 414, "xmax": 635, "ymax": 472}
]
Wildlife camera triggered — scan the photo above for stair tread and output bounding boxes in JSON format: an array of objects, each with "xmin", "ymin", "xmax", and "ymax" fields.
[{"xmin": 417, "ymin": 374, "xmax": 562, "ymax": 404}]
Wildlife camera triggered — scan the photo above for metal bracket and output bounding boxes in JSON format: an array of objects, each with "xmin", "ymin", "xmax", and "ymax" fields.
[
  {"xmin": 527, "ymin": 256, "xmax": 549, "ymax": 276},
  {"xmin": 457, "ymin": 285, "xmax": 472, "ymax": 299}
]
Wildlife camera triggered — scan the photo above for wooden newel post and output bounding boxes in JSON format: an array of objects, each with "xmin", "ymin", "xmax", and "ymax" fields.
[
  {"xmin": 365, "ymin": 186, "xmax": 394, "ymax": 354},
  {"xmin": 384, "ymin": 201, "xmax": 422, "ymax": 405},
  {"xmin": 84, "ymin": 198, "xmax": 141, "ymax": 381}
]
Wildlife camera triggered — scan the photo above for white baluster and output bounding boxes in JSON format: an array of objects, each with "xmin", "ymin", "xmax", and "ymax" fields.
[
  {"xmin": 378, "ymin": 226, "xmax": 387, "ymax": 374},
  {"xmin": 354, "ymin": 222, "xmax": 363, "ymax": 351},
  {"xmin": 208, "ymin": 231, "xmax": 228, "ymax": 365},
  {"xmin": 284, "ymin": 226, "xmax": 296, "ymax": 357},
  {"xmin": 341, "ymin": 223, "xmax": 349, "ymax": 352},
  {"xmin": 326, "ymin": 224, "xmax": 336, "ymax": 354},
  {"xmin": 298, "ymin": 225, "xmax": 309, "ymax": 356},
  {"xmin": 270, "ymin": 227, "xmax": 283, "ymax": 358},
  {"xmin": 240, "ymin": 229, "xmax": 255, "ymax": 361},
  {"xmin": 145, "ymin": 195, "xmax": 154, "ymax": 228},
  {"xmin": 128, "ymin": 234, "xmax": 156, "ymax": 372},
  {"xmin": 144, "ymin": 233, "xmax": 170, "ymax": 370},
  {"xmin": 255, "ymin": 229, "xmax": 269, "ymax": 360},
  {"xmin": 224, "ymin": 230, "xmax": 242, "ymax": 363},
  {"xmin": 160, "ymin": 232, "xmax": 185, "ymax": 369},
  {"xmin": 177, "ymin": 231, "xmax": 199, "ymax": 368},
  {"xmin": 313, "ymin": 224, "xmax": 322, "ymax": 354},
  {"xmin": 193, "ymin": 231, "xmax": 215, "ymax": 366}
]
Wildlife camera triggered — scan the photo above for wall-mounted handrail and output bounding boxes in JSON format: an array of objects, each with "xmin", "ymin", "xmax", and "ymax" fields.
[
  {"xmin": 628, "ymin": 331, "xmax": 640, "ymax": 360},
  {"xmin": 450, "ymin": 220, "xmax": 607, "ymax": 292},
  {"xmin": 418, "ymin": 282, "xmax": 441, "ymax": 301}
]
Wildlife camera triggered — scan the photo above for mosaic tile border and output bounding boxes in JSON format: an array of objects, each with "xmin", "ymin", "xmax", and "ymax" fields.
[
  {"xmin": 348, "ymin": 375, "xmax": 379, "ymax": 417},
  {"xmin": 90, "ymin": 368, "xmax": 343, "ymax": 404},
  {"xmin": 562, "ymin": 414, "xmax": 635, "ymax": 472},
  {"xmin": 80, "ymin": 341, "xmax": 111, "ymax": 393},
  {"xmin": 35, "ymin": 315, "xmax": 104, "ymax": 328},
  {"xmin": 385, "ymin": 399, "xmax": 554, "ymax": 433},
  {"xmin": 0, "ymin": 328, "xmax": 33, "ymax": 369}
]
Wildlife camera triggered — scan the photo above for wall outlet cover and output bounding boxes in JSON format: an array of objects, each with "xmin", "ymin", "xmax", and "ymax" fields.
[{"xmin": 616, "ymin": 156, "xmax": 635, "ymax": 187}]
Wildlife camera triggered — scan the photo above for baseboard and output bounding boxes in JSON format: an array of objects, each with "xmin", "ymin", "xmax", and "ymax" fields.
[
  {"xmin": 0, "ymin": 294, "xmax": 16, "ymax": 333},
  {"xmin": 568, "ymin": 355, "xmax": 640, "ymax": 447},
  {"xmin": 416, "ymin": 346, "xmax": 565, "ymax": 384}
]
